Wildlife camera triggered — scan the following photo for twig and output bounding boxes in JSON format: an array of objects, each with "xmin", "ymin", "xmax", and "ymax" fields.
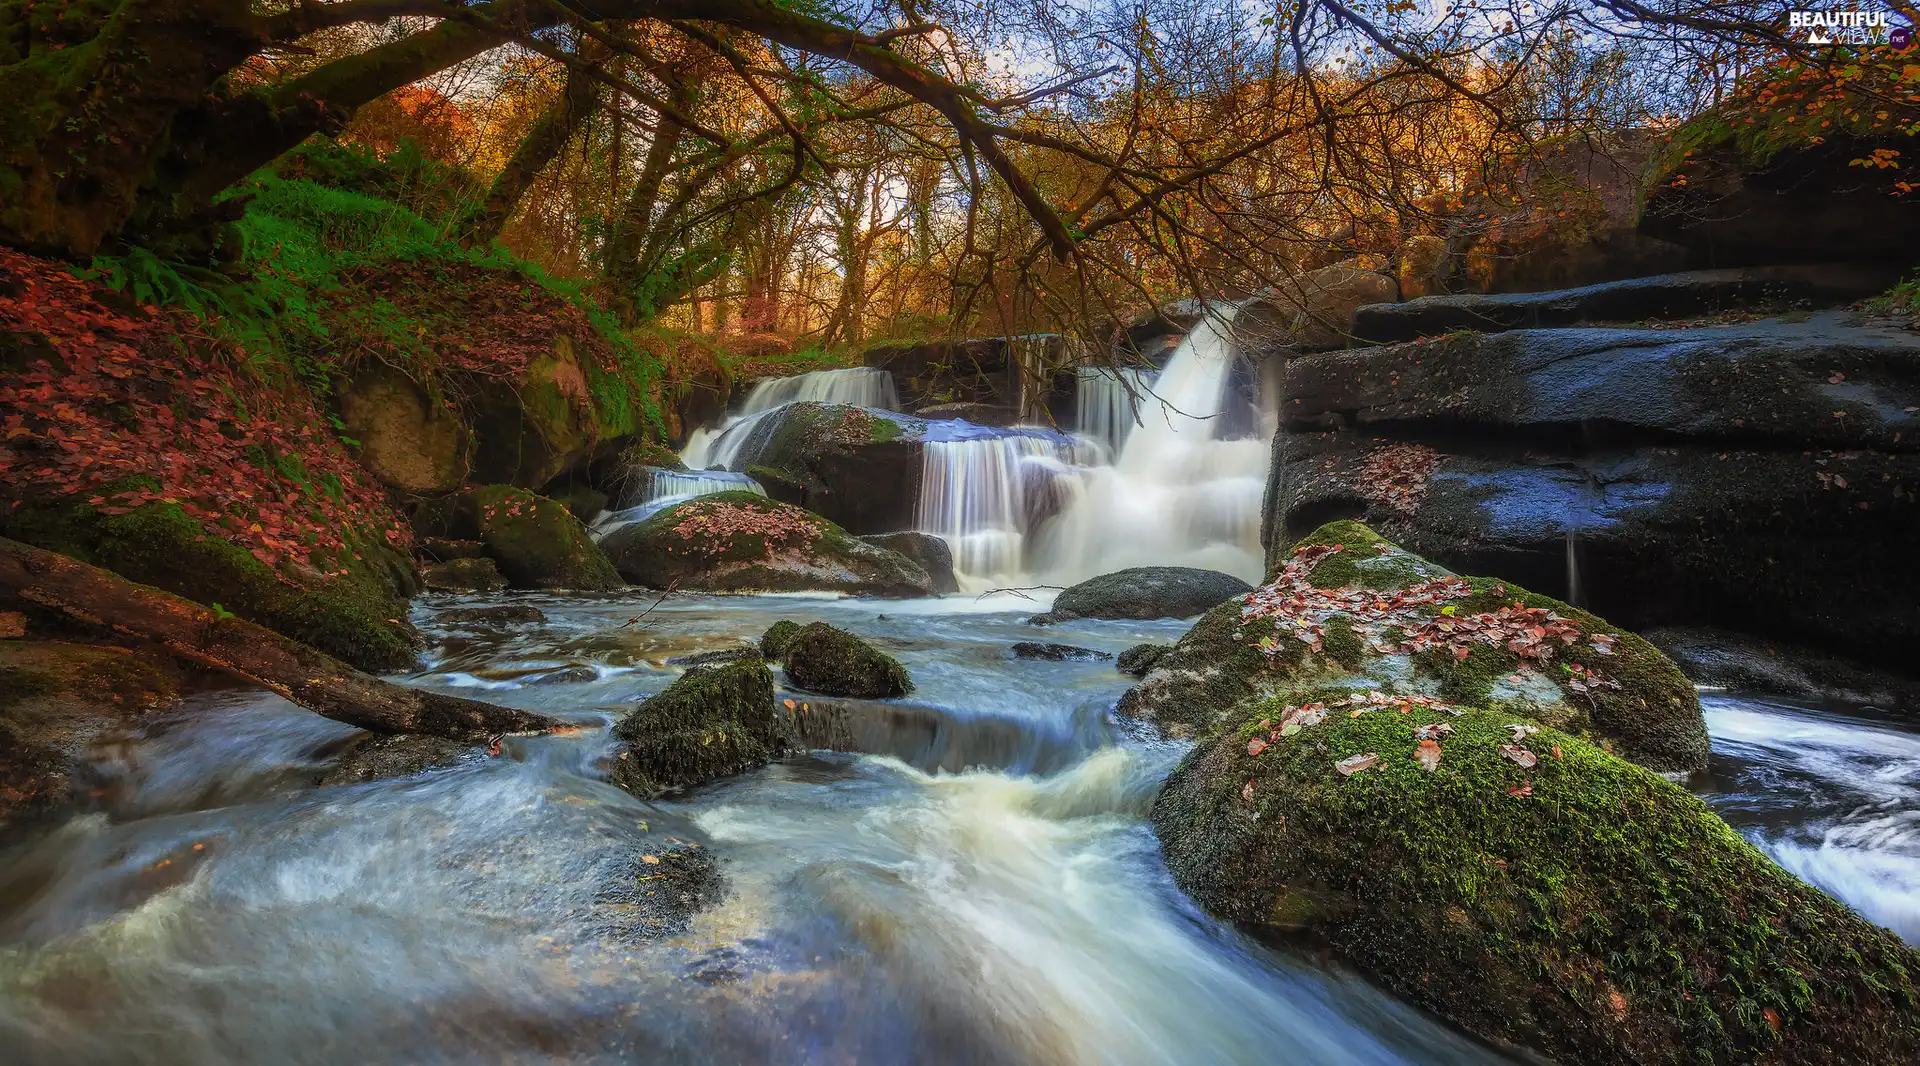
[
  {"xmin": 620, "ymin": 581, "xmax": 681, "ymax": 627},
  {"xmin": 974, "ymin": 584, "xmax": 1065, "ymax": 602}
]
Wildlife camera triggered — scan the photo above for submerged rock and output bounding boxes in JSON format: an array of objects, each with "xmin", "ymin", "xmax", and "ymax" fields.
[
  {"xmin": 1031, "ymin": 567, "xmax": 1253, "ymax": 625},
  {"xmin": 435, "ymin": 604, "xmax": 547, "ymax": 626},
  {"xmin": 318, "ymin": 733, "xmax": 479, "ymax": 786},
  {"xmin": 1009, "ymin": 642, "xmax": 1112, "ymax": 662},
  {"xmin": 860, "ymin": 531, "xmax": 959, "ymax": 594},
  {"xmin": 0, "ymin": 641, "xmax": 178, "ymax": 826},
  {"xmin": 600, "ymin": 492, "xmax": 934, "ymax": 597},
  {"xmin": 1116, "ymin": 643, "xmax": 1171, "ymax": 678},
  {"xmin": 421, "ymin": 557, "xmax": 507, "ymax": 593},
  {"xmin": 781, "ymin": 623, "xmax": 912, "ymax": 699},
  {"xmin": 665, "ymin": 646, "xmax": 761, "ymax": 669},
  {"xmin": 610, "ymin": 656, "xmax": 785, "ymax": 798},
  {"xmin": 1153, "ymin": 698, "xmax": 1920, "ymax": 1066},
  {"xmin": 1121, "ymin": 521, "xmax": 1706, "ymax": 774}
]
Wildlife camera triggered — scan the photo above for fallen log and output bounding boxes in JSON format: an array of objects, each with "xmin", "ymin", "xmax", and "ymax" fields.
[{"xmin": 0, "ymin": 537, "xmax": 558, "ymax": 739}]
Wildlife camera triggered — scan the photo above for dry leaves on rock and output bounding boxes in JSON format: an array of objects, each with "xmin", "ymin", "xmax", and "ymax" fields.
[{"xmin": 1335, "ymin": 753, "xmax": 1380, "ymax": 777}]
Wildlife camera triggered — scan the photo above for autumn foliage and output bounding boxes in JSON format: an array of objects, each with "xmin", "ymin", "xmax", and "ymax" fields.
[{"xmin": 0, "ymin": 248, "xmax": 409, "ymax": 572}]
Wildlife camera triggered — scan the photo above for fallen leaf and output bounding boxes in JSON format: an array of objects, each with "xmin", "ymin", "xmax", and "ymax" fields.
[
  {"xmin": 1508, "ymin": 723, "xmax": 1539, "ymax": 743},
  {"xmin": 1609, "ymin": 990, "xmax": 1628, "ymax": 1020},
  {"xmin": 1500, "ymin": 744, "xmax": 1538, "ymax": 768},
  {"xmin": 641, "ymin": 855, "xmax": 661, "ymax": 865},
  {"xmin": 1280, "ymin": 723, "xmax": 1302, "ymax": 737},
  {"xmin": 1242, "ymin": 778, "xmax": 1257, "ymax": 803},
  {"xmin": 1248, "ymin": 736, "xmax": 1269, "ymax": 756},
  {"xmin": 1414, "ymin": 739, "xmax": 1442, "ymax": 771},
  {"xmin": 1508, "ymin": 779, "xmax": 1534, "ymax": 798},
  {"xmin": 783, "ymin": 698, "xmax": 797, "ymax": 710},
  {"xmin": 1335, "ymin": 752, "xmax": 1380, "ymax": 776},
  {"xmin": 1414, "ymin": 722, "xmax": 1454, "ymax": 741}
]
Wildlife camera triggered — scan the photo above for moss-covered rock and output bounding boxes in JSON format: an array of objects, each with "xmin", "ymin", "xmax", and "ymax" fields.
[
  {"xmin": 1117, "ymin": 643, "xmax": 1171, "ymax": 678},
  {"xmin": 1031, "ymin": 566, "xmax": 1253, "ymax": 624},
  {"xmin": 1121, "ymin": 520, "xmax": 1706, "ymax": 774},
  {"xmin": 467, "ymin": 485, "xmax": 621, "ymax": 591},
  {"xmin": 1154, "ymin": 696, "xmax": 1920, "ymax": 1066},
  {"xmin": 782, "ymin": 622, "xmax": 912, "ymax": 699},
  {"xmin": 598, "ymin": 492, "xmax": 934, "ymax": 597},
  {"xmin": 0, "ymin": 641, "xmax": 179, "ymax": 826},
  {"xmin": 421, "ymin": 556, "xmax": 507, "ymax": 592},
  {"xmin": 714, "ymin": 402, "xmax": 927, "ymax": 533},
  {"xmin": 0, "ymin": 496, "xmax": 419, "ymax": 673},
  {"xmin": 759, "ymin": 620, "xmax": 801, "ymax": 659},
  {"xmin": 609, "ymin": 656, "xmax": 785, "ymax": 797}
]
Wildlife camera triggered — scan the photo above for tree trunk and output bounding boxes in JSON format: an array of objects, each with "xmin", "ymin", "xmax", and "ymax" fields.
[
  {"xmin": 464, "ymin": 63, "xmax": 603, "ymax": 246},
  {"xmin": 0, "ymin": 537, "xmax": 558, "ymax": 739}
]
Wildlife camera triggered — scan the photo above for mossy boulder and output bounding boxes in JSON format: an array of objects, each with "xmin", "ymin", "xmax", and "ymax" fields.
[
  {"xmin": 609, "ymin": 656, "xmax": 785, "ymax": 797},
  {"xmin": 598, "ymin": 492, "xmax": 934, "ymax": 597},
  {"xmin": 335, "ymin": 364, "xmax": 469, "ymax": 492},
  {"xmin": 1154, "ymin": 696, "xmax": 1920, "ymax": 1066},
  {"xmin": 0, "ymin": 496, "xmax": 419, "ymax": 673},
  {"xmin": 860, "ymin": 532, "xmax": 959, "ymax": 594},
  {"xmin": 781, "ymin": 622, "xmax": 912, "ymax": 699},
  {"xmin": 1121, "ymin": 520, "xmax": 1706, "ymax": 774},
  {"xmin": 467, "ymin": 485, "xmax": 621, "ymax": 591},
  {"xmin": 713, "ymin": 402, "xmax": 927, "ymax": 533},
  {"xmin": 421, "ymin": 556, "xmax": 507, "ymax": 592},
  {"xmin": 1031, "ymin": 566, "xmax": 1253, "ymax": 625},
  {"xmin": 759, "ymin": 620, "xmax": 801, "ymax": 659},
  {"xmin": 0, "ymin": 641, "xmax": 179, "ymax": 826}
]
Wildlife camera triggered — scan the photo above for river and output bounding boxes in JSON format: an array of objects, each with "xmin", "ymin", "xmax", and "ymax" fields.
[{"xmin": 1, "ymin": 590, "xmax": 1912, "ymax": 1065}]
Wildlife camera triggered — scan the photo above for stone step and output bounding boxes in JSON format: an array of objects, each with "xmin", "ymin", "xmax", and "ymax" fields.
[{"xmin": 1350, "ymin": 263, "xmax": 1901, "ymax": 345}]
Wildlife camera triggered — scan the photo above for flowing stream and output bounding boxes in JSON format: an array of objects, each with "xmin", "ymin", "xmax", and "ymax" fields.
[{"xmin": 1, "ymin": 592, "xmax": 1913, "ymax": 1065}]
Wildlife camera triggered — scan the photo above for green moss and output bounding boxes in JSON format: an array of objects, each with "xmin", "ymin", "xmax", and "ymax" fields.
[
  {"xmin": 0, "ymin": 496, "xmax": 417, "ymax": 673},
  {"xmin": 610, "ymin": 656, "xmax": 784, "ymax": 797},
  {"xmin": 468, "ymin": 485, "xmax": 620, "ymax": 590},
  {"xmin": 1116, "ymin": 598, "xmax": 1315, "ymax": 737},
  {"xmin": 781, "ymin": 622, "xmax": 911, "ymax": 699},
  {"xmin": 1155, "ymin": 702, "xmax": 1920, "ymax": 1066},
  {"xmin": 760, "ymin": 620, "xmax": 801, "ymax": 660},
  {"xmin": 1413, "ymin": 642, "xmax": 1519, "ymax": 705},
  {"xmin": 1320, "ymin": 615, "xmax": 1365, "ymax": 671},
  {"xmin": 869, "ymin": 416, "xmax": 903, "ymax": 443}
]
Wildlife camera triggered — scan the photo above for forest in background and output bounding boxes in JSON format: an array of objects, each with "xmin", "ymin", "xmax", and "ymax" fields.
[{"xmin": 6, "ymin": 0, "xmax": 1917, "ymax": 369}]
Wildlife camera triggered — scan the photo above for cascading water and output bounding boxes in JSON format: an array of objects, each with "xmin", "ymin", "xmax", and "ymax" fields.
[
  {"xmin": 683, "ymin": 367, "xmax": 898, "ymax": 471},
  {"xmin": 1030, "ymin": 306, "xmax": 1271, "ymax": 585},
  {"xmin": 915, "ymin": 432, "xmax": 1090, "ymax": 592},
  {"xmin": 1074, "ymin": 366, "xmax": 1158, "ymax": 454},
  {"xmin": 591, "ymin": 469, "xmax": 766, "ymax": 538}
]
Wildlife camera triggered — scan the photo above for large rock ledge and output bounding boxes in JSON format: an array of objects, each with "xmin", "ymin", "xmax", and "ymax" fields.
[
  {"xmin": 1264, "ymin": 314, "xmax": 1920, "ymax": 669},
  {"xmin": 1152, "ymin": 699, "xmax": 1920, "ymax": 1066}
]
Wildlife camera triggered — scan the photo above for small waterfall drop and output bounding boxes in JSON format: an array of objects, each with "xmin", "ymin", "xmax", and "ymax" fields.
[
  {"xmin": 1564, "ymin": 530, "xmax": 1584, "ymax": 607},
  {"xmin": 683, "ymin": 367, "xmax": 897, "ymax": 471},
  {"xmin": 1030, "ymin": 307, "xmax": 1271, "ymax": 585},
  {"xmin": 1074, "ymin": 366, "xmax": 1158, "ymax": 454},
  {"xmin": 915, "ymin": 433, "xmax": 1089, "ymax": 592},
  {"xmin": 591, "ymin": 469, "xmax": 765, "ymax": 539}
]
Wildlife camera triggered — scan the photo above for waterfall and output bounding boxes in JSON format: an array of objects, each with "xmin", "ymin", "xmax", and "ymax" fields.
[
  {"xmin": 1074, "ymin": 366, "xmax": 1158, "ymax": 454},
  {"xmin": 590, "ymin": 469, "xmax": 765, "ymax": 539},
  {"xmin": 1028, "ymin": 306, "xmax": 1271, "ymax": 585},
  {"xmin": 915, "ymin": 433, "xmax": 1088, "ymax": 592},
  {"xmin": 1564, "ymin": 530, "xmax": 1584, "ymax": 607},
  {"xmin": 683, "ymin": 367, "xmax": 897, "ymax": 471}
]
